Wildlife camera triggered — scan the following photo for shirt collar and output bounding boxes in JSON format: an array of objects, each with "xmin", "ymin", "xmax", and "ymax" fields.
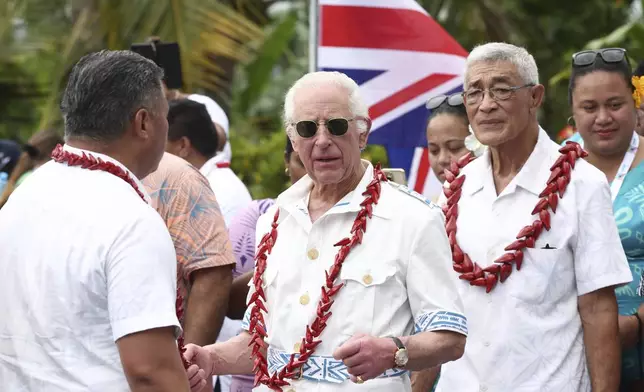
[
  {"xmin": 463, "ymin": 127, "xmax": 555, "ymax": 197},
  {"xmin": 62, "ymin": 144, "xmax": 151, "ymax": 204},
  {"xmin": 199, "ymin": 154, "xmax": 227, "ymax": 177},
  {"xmin": 276, "ymin": 159, "xmax": 392, "ymax": 224}
]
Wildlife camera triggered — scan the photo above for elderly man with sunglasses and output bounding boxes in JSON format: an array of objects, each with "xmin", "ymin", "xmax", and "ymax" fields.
[
  {"xmin": 180, "ymin": 71, "xmax": 467, "ymax": 392},
  {"xmin": 434, "ymin": 42, "xmax": 631, "ymax": 392}
]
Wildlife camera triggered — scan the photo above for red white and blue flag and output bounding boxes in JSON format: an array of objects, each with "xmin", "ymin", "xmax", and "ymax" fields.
[{"xmin": 314, "ymin": 0, "xmax": 468, "ymax": 199}]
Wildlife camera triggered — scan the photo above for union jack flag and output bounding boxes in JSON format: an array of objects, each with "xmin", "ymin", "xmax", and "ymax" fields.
[{"xmin": 314, "ymin": 0, "xmax": 468, "ymax": 199}]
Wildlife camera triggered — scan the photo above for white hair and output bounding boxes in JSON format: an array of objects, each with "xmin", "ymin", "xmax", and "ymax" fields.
[
  {"xmin": 283, "ymin": 71, "xmax": 369, "ymax": 135},
  {"xmin": 465, "ymin": 42, "xmax": 539, "ymax": 87}
]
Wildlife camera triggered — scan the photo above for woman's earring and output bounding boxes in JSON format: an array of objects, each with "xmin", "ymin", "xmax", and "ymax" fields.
[
  {"xmin": 285, "ymin": 168, "xmax": 289, "ymax": 175},
  {"xmin": 567, "ymin": 116, "xmax": 576, "ymax": 128}
]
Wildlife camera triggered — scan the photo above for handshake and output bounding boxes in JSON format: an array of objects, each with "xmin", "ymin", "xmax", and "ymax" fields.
[{"xmin": 182, "ymin": 333, "xmax": 403, "ymax": 391}]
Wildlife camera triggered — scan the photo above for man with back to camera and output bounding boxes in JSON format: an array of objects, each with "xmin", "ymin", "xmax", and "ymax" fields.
[
  {"xmin": 164, "ymin": 98, "xmax": 252, "ymax": 225},
  {"xmin": 0, "ymin": 50, "xmax": 191, "ymax": 391}
]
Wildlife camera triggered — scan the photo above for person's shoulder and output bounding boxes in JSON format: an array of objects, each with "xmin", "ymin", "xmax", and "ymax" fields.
[
  {"xmin": 569, "ymin": 158, "xmax": 610, "ymax": 192},
  {"xmin": 544, "ymin": 137, "xmax": 608, "ymax": 195},
  {"xmin": 382, "ymin": 181, "xmax": 443, "ymax": 218},
  {"xmin": 145, "ymin": 153, "xmax": 209, "ymax": 190},
  {"xmin": 547, "ymin": 139, "xmax": 608, "ymax": 188},
  {"xmin": 255, "ymin": 203, "xmax": 279, "ymax": 233}
]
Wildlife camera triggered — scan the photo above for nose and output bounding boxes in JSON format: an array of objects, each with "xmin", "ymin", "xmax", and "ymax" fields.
[
  {"xmin": 437, "ymin": 149, "xmax": 451, "ymax": 168},
  {"xmin": 478, "ymin": 91, "xmax": 498, "ymax": 113},
  {"xmin": 595, "ymin": 106, "xmax": 613, "ymax": 126},
  {"xmin": 314, "ymin": 124, "xmax": 333, "ymax": 148}
]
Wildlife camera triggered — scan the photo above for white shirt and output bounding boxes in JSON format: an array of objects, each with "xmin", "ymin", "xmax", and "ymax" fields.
[
  {"xmin": 0, "ymin": 145, "xmax": 181, "ymax": 391},
  {"xmin": 200, "ymin": 155, "xmax": 252, "ymax": 226},
  {"xmin": 188, "ymin": 93, "xmax": 232, "ymax": 163},
  {"xmin": 242, "ymin": 161, "xmax": 467, "ymax": 392},
  {"xmin": 436, "ymin": 129, "xmax": 632, "ymax": 392}
]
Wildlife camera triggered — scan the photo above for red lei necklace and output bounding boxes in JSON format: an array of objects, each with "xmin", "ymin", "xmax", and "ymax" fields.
[
  {"xmin": 248, "ymin": 165, "xmax": 388, "ymax": 391},
  {"xmin": 442, "ymin": 142, "xmax": 588, "ymax": 293},
  {"xmin": 51, "ymin": 144, "xmax": 190, "ymax": 368}
]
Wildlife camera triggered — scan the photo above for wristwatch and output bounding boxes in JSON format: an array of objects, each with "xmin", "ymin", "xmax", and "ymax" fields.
[{"xmin": 391, "ymin": 337, "xmax": 409, "ymax": 368}]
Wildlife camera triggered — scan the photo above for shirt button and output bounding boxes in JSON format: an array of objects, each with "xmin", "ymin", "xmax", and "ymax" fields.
[
  {"xmin": 362, "ymin": 274, "xmax": 373, "ymax": 285},
  {"xmin": 294, "ymin": 342, "xmax": 301, "ymax": 352},
  {"xmin": 299, "ymin": 293, "xmax": 310, "ymax": 305},
  {"xmin": 483, "ymin": 341, "xmax": 490, "ymax": 347},
  {"xmin": 480, "ymin": 385, "xmax": 488, "ymax": 392},
  {"xmin": 307, "ymin": 248, "xmax": 319, "ymax": 260},
  {"xmin": 286, "ymin": 389, "xmax": 296, "ymax": 392}
]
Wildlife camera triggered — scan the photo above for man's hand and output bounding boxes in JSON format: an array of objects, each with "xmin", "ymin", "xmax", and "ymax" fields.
[
  {"xmin": 184, "ymin": 344, "xmax": 214, "ymax": 392},
  {"xmin": 332, "ymin": 333, "xmax": 397, "ymax": 383}
]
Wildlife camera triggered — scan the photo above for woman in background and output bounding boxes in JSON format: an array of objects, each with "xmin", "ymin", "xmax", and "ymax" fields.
[
  {"xmin": 566, "ymin": 47, "xmax": 644, "ymax": 391},
  {"xmin": 425, "ymin": 93, "xmax": 484, "ymax": 198},
  {"xmin": 225, "ymin": 138, "xmax": 306, "ymax": 392},
  {"xmin": 412, "ymin": 92, "xmax": 482, "ymax": 391}
]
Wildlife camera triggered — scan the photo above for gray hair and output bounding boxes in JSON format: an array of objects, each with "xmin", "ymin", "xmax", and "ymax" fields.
[
  {"xmin": 465, "ymin": 42, "xmax": 539, "ymax": 87},
  {"xmin": 283, "ymin": 71, "xmax": 369, "ymax": 135},
  {"xmin": 61, "ymin": 50, "xmax": 165, "ymax": 141}
]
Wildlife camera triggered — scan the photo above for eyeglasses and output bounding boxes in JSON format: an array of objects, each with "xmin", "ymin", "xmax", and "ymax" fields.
[
  {"xmin": 462, "ymin": 84, "xmax": 535, "ymax": 106},
  {"xmin": 572, "ymin": 48, "xmax": 627, "ymax": 67},
  {"xmin": 426, "ymin": 93, "xmax": 464, "ymax": 110},
  {"xmin": 291, "ymin": 117, "xmax": 358, "ymax": 138}
]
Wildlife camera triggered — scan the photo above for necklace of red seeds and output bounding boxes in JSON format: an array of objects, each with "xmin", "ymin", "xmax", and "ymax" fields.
[
  {"xmin": 247, "ymin": 165, "xmax": 388, "ymax": 391},
  {"xmin": 50, "ymin": 144, "xmax": 191, "ymax": 368},
  {"xmin": 442, "ymin": 141, "xmax": 587, "ymax": 293}
]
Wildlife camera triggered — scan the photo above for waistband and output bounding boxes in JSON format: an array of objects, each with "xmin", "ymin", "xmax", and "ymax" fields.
[{"xmin": 267, "ymin": 346, "xmax": 409, "ymax": 384}]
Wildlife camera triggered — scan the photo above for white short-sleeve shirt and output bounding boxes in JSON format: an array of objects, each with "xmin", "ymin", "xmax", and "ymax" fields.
[
  {"xmin": 242, "ymin": 161, "xmax": 467, "ymax": 392},
  {"xmin": 0, "ymin": 145, "xmax": 180, "ymax": 391},
  {"xmin": 436, "ymin": 129, "xmax": 632, "ymax": 392},
  {"xmin": 200, "ymin": 156, "xmax": 252, "ymax": 226}
]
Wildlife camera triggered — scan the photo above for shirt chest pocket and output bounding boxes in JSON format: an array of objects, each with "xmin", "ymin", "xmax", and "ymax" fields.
[
  {"xmin": 335, "ymin": 261, "xmax": 397, "ymax": 336},
  {"xmin": 507, "ymin": 247, "xmax": 570, "ymax": 305}
]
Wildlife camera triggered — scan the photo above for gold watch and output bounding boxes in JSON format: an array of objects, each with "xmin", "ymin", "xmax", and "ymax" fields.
[{"xmin": 391, "ymin": 337, "xmax": 409, "ymax": 368}]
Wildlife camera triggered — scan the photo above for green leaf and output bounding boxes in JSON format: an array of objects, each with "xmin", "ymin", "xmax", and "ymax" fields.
[
  {"xmin": 236, "ymin": 11, "xmax": 298, "ymax": 116},
  {"xmin": 585, "ymin": 20, "xmax": 638, "ymax": 49}
]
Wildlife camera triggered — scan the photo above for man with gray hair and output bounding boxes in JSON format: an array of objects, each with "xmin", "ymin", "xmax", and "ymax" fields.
[
  {"xmin": 181, "ymin": 71, "xmax": 467, "ymax": 392},
  {"xmin": 435, "ymin": 42, "xmax": 631, "ymax": 391},
  {"xmin": 0, "ymin": 50, "xmax": 191, "ymax": 391}
]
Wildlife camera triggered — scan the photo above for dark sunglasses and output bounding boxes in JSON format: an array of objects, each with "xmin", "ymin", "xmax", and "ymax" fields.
[
  {"xmin": 426, "ymin": 93, "xmax": 464, "ymax": 110},
  {"xmin": 572, "ymin": 48, "xmax": 628, "ymax": 67},
  {"xmin": 292, "ymin": 117, "xmax": 357, "ymax": 138}
]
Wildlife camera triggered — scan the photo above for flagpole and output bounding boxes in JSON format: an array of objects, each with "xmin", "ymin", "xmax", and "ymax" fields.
[{"xmin": 308, "ymin": 0, "xmax": 319, "ymax": 73}]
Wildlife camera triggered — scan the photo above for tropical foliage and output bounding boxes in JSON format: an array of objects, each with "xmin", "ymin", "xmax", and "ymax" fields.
[{"xmin": 0, "ymin": 0, "xmax": 641, "ymax": 198}]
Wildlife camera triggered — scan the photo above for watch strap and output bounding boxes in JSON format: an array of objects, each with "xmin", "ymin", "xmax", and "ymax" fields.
[{"xmin": 391, "ymin": 337, "xmax": 405, "ymax": 350}]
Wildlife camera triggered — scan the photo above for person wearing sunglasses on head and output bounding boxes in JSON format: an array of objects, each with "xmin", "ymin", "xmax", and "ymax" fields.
[
  {"xmin": 435, "ymin": 42, "xmax": 631, "ymax": 392},
  {"xmin": 425, "ymin": 93, "xmax": 485, "ymax": 189},
  {"xmin": 561, "ymin": 47, "xmax": 644, "ymax": 392},
  {"xmin": 181, "ymin": 71, "xmax": 467, "ymax": 392}
]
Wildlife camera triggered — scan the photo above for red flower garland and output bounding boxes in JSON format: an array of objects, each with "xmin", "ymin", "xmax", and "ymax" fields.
[
  {"xmin": 442, "ymin": 141, "xmax": 587, "ymax": 293},
  {"xmin": 51, "ymin": 144, "xmax": 190, "ymax": 368},
  {"xmin": 247, "ymin": 165, "xmax": 388, "ymax": 391}
]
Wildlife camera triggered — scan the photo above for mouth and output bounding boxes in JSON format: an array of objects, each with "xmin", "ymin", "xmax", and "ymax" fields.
[
  {"xmin": 314, "ymin": 157, "xmax": 340, "ymax": 165},
  {"xmin": 595, "ymin": 129, "xmax": 618, "ymax": 138},
  {"xmin": 479, "ymin": 120, "xmax": 504, "ymax": 126}
]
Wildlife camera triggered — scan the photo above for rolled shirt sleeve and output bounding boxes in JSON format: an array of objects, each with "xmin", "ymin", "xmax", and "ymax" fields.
[
  {"xmin": 407, "ymin": 205, "xmax": 467, "ymax": 336},
  {"xmin": 107, "ymin": 209, "xmax": 182, "ymax": 341},
  {"xmin": 573, "ymin": 179, "xmax": 631, "ymax": 296}
]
